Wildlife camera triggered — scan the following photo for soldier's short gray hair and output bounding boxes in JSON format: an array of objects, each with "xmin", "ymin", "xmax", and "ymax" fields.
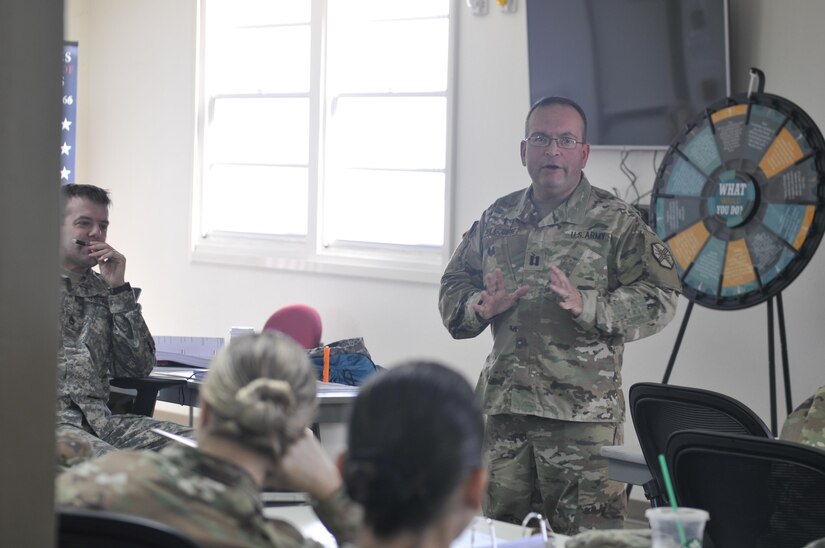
[
  {"xmin": 525, "ymin": 96, "xmax": 588, "ymax": 141},
  {"xmin": 200, "ymin": 331, "xmax": 317, "ymax": 459}
]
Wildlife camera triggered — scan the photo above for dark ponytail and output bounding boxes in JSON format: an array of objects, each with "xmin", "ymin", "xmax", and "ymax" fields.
[{"xmin": 344, "ymin": 361, "xmax": 484, "ymax": 538}]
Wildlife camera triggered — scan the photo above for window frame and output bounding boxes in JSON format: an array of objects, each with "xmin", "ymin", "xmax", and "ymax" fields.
[{"xmin": 191, "ymin": 0, "xmax": 457, "ymax": 285}]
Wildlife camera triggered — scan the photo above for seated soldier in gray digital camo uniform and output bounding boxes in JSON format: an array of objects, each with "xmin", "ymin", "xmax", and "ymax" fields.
[{"xmin": 56, "ymin": 183, "xmax": 192, "ymax": 459}]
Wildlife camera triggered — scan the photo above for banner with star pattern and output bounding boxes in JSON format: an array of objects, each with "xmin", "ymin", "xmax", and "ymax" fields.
[{"xmin": 61, "ymin": 42, "xmax": 78, "ymax": 185}]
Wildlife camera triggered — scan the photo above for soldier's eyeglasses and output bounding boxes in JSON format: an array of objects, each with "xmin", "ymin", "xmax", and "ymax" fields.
[{"xmin": 524, "ymin": 134, "xmax": 585, "ymax": 149}]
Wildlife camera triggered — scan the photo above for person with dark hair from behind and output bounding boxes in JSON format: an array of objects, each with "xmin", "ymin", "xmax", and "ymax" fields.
[
  {"xmin": 343, "ymin": 361, "xmax": 487, "ymax": 548},
  {"xmin": 57, "ymin": 183, "xmax": 192, "ymax": 460},
  {"xmin": 57, "ymin": 331, "xmax": 361, "ymax": 547}
]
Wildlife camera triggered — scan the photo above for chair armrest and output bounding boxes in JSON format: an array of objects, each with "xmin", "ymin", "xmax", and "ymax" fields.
[{"xmin": 110, "ymin": 377, "xmax": 187, "ymax": 417}]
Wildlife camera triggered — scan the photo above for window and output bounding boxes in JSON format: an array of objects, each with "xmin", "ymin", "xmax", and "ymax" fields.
[{"xmin": 194, "ymin": 0, "xmax": 454, "ymax": 282}]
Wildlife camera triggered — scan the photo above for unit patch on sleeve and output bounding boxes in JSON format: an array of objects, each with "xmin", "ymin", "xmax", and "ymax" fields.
[{"xmin": 651, "ymin": 242, "xmax": 675, "ymax": 270}]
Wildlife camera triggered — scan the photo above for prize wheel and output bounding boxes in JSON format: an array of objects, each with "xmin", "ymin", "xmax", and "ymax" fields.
[{"xmin": 651, "ymin": 88, "xmax": 825, "ymax": 310}]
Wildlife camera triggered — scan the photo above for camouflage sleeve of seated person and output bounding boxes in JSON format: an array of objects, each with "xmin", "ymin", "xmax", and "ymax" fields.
[
  {"xmin": 56, "ymin": 430, "xmax": 93, "ymax": 473},
  {"xmin": 781, "ymin": 384, "xmax": 825, "ymax": 449}
]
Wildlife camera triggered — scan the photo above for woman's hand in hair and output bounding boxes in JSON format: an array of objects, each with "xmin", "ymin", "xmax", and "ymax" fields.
[{"xmin": 271, "ymin": 428, "xmax": 342, "ymax": 502}]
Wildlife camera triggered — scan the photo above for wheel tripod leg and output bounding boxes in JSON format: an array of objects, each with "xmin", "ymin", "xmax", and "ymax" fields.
[
  {"xmin": 768, "ymin": 298, "xmax": 777, "ymax": 436},
  {"xmin": 777, "ymin": 292, "xmax": 793, "ymax": 416},
  {"xmin": 662, "ymin": 300, "xmax": 694, "ymax": 384}
]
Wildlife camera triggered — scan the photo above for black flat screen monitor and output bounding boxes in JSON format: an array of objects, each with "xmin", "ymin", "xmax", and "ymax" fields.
[{"xmin": 526, "ymin": 0, "xmax": 730, "ymax": 149}]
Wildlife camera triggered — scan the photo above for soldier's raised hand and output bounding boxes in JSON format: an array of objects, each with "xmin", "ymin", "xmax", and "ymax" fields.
[{"xmin": 473, "ymin": 268, "xmax": 529, "ymax": 320}]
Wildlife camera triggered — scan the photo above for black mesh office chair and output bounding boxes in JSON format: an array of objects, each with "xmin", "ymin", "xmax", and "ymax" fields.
[
  {"xmin": 629, "ymin": 382, "xmax": 772, "ymax": 506},
  {"xmin": 666, "ymin": 430, "xmax": 825, "ymax": 548},
  {"xmin": 58, "ymin": 507, "xmax": 200, "ymax": 547}
]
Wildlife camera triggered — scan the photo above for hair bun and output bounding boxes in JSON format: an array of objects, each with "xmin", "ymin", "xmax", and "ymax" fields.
[
  {"xmin": 234, "ymin": 378, "xmax": 295, "ymax": 434},
  {"xmin": 343, "ymin": 461, "xmax": 377, "ymax": 504},
  {"xmin": 236, "ymin": 378, "xmax": 295, "ymax": 408},
  {"xmin": 345, "ymin": 457, "xmax": 416, "ymax": 506}
]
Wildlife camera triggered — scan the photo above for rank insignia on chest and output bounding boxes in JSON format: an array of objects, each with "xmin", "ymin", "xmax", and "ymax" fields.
[{"xmin": 525, "ymin": 252, "xmax": 543, "ymax": 270}]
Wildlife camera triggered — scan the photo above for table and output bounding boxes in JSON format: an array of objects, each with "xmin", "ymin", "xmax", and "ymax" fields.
[
  {"xmin": 599, "ymin": 445, "xmax": 653, "ymax": 486},
  {"xmin": 150, "ymin": 367, "xmax": 359, "ymax": 426},
  {"xmin": 600, "ymin": 444, "xmax": 667, "ymax": 506},
  {"xmin": 263, "ymin": 505, "xmax": 569, "ymax": 547}
]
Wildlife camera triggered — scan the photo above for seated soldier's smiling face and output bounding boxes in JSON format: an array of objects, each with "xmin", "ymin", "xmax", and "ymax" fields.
[{"xmin": 61, "ymin": 197, "xmax": 109, "ymax": 273}]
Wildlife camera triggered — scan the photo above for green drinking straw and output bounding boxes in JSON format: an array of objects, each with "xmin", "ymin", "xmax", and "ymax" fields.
[{"xmin": 658, "ymin": 453, "xmax": 689, "ymax": 548}]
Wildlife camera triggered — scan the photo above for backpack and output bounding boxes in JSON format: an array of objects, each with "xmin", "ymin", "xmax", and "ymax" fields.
[{"xmin": 308, "ymin": 337, "xmax": 383, "ymax": 386}]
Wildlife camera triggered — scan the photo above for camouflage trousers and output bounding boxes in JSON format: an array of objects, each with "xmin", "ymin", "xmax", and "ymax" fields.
[
  {"xmin": 56, "ymin": 414, "xmax": 193, "ymax": 465},
  {"xmin": 483, "ymin": 414, "xmax": 627, "ymax": 536}
]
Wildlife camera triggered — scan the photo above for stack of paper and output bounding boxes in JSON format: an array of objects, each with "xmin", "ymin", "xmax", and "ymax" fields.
[{"xmin": 154, "ymin": 336, "xmax": 225, "ymax": 369}]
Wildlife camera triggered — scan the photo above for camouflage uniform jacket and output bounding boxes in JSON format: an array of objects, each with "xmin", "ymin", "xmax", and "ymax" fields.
[
  {"xmin": 439, "ymin": 176, "xmax": 681, "ymax": 423},
  {"xmin": 56, "ymin": 445, "xmax": 361, "ymax": 548},
  {"xmin": 58, "ymin": 269, "xmax": 156, "ymax": 436},
  {"xmin": 781, "ymin": 384, "xmax": 825, "ymax": 450}
]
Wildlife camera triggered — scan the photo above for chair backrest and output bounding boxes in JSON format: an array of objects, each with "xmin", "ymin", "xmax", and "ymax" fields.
[
  {"xmin": 629, "ymin": 382, "xmax": 772, "ymax": 505},
  {"xmin": 667, "ymin": 430, "xmax": 825, "ymax": 548},
  {"xmin": 58, "ymin": 507, "xmax": 200, "ymax": 548},
  {"xmin": 262, "ymin": 304, "xmax": 323, "ymax": 349}
]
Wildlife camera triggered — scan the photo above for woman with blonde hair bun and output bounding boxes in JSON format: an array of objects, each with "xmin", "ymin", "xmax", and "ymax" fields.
[{"xmin": 57, "ymin": 331, "xmax": 360, "ymax": 547}]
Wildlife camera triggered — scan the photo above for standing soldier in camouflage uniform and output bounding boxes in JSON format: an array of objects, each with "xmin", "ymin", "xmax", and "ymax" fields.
[
  {"xmin": 439, "ymin": 97, "xmax": 681, "ymax": 535},
  {"xmin": 57, "ymin": 331, "xmax": 361, "ymax": 548},
  {"xmin": 57, "ymin": 184, "xmax": 191, "ymax": 459}
]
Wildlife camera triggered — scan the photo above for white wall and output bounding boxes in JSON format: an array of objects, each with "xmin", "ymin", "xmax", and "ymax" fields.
[{"xmin": 64, "ymin": 0, "xmax": 825, "ymax": 467}]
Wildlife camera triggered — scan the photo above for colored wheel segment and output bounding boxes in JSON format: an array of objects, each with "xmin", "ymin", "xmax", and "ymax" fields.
[{"xmin": 651, "ymin": 92, "xmax": 825, "ymax": 310}]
